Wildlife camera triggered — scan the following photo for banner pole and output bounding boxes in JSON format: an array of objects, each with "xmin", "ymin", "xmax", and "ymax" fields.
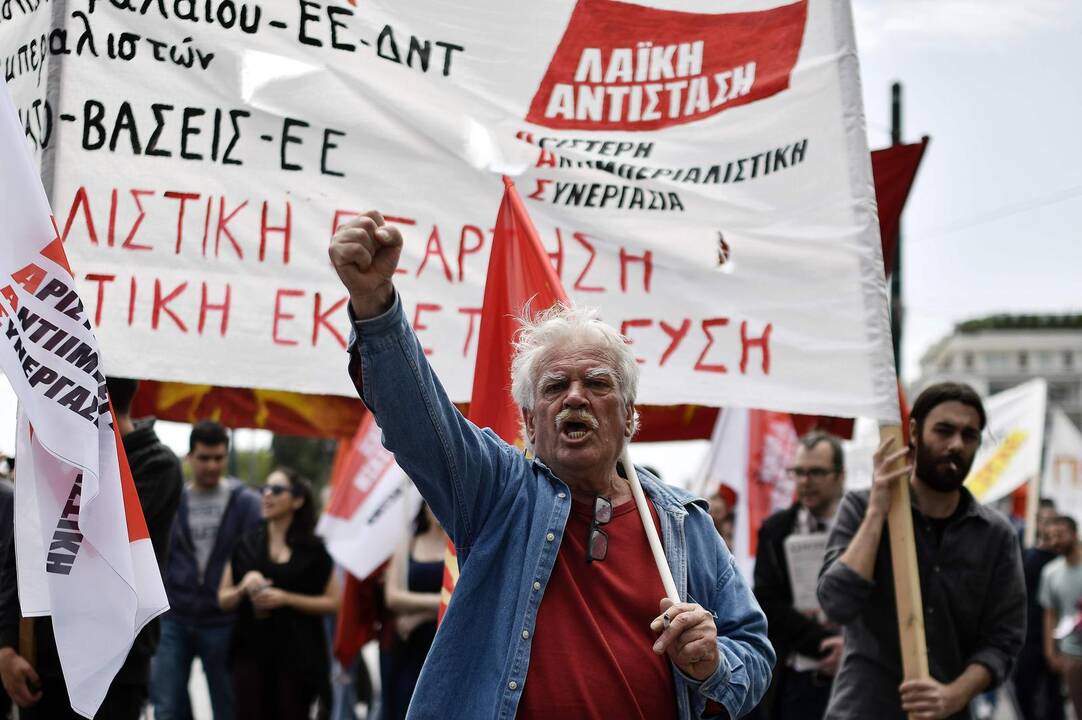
[
  {"xmin": 880, "ymin": 423, "xmax": 929, "ymax": 704},
  {"xmin": 621, "ymin": 448, "xmax": 680, "ymax": 604},
  {"xmin": 18, "ymin": 617, "xmax": 35, "ymax": 670},
  {"xmin": 1022, "ymin": 475, "xmax": 1040, "ymax": 548}
]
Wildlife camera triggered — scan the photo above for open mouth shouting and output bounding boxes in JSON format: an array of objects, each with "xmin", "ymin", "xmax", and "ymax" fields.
[{"xmin": 556, "ymin": 409, "xmax": 600, "ymax": 443}]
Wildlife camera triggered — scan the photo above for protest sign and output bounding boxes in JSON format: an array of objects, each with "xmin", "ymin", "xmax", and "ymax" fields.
[
  {"xmin": 783, "ymin": 533, "xmax": 828, "ymax": 612},
  {"xmin": 317, "ymin": 411, "xmax": 421, "ymax": 581},
  {"xmin": 965, "ymin": 378, "xmax": 1047, "ymax": 504},
  {"xmin": 1, "ymin": 0, "xmax": 897, "ymax": 422},
  {"xmin": 1042, "ymin": 406, "xmax": 1082, "ymax": 516},
  {"xmin": 0, "ymin": 80, "xmax": 167, "ymax": 719}
]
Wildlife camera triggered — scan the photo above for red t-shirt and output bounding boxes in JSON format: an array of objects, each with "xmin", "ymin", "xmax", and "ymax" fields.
[{"xmin": 517, "ymin": 496, "xmax": 678, "ymax": 720}]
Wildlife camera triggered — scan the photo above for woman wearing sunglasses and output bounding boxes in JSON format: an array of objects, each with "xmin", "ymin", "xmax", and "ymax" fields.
[{"xmin": 218, "ymin": 467, "xmax": 339, "ymax": 719}]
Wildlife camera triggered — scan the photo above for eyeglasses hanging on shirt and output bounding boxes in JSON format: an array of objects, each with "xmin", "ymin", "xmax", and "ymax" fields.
[{"xmin": 587, "ymin": 495, "xmax": 613, "ymax": 563}]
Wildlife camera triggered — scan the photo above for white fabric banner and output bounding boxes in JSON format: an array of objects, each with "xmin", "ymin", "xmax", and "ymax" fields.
[
  {"xmin": 1042, "ymin": 406, "xmax": 1082, "ymax": 517},
  {"xmin": 840, "ymin": 416, "xmax": 879, "ymax": 492},
  {"xmin": 0, "ymin": 80, "xmax": 167, "ymax": 719},
  {"xmin": 694, "ymin": 407, "xmax": 797, "ymax": 579},
  {"xmin": 965, "ymin": 378, "xmax": 1047, "ymax": 504},
  {"xmin": 317, "ymin": 412, "xmax": 422, "ymax": 580},
  {"xmin": 0, "ymin": 0, "xmax": 898, "ymax": 422}
]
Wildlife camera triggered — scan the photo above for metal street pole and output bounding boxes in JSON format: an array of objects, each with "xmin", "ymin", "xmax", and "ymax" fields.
[{"xmin": 890, "ymin": 82, "xmax": 904, "ymax": 376}]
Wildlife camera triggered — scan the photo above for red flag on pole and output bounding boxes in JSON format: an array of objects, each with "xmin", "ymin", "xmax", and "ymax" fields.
[
  {"xmin": 465, "ymin": 176, "xmax": 570, "ymax": 442},
  {"xmin": 438, "ymin": 176, "xmax": 571, "ymax": 621}
]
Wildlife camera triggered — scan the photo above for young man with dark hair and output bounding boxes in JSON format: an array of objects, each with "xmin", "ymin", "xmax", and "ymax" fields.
[
  {"xmin": 1040, "ymin": 514, "xmax": 1082, "ymax": 718},
  {"xmin": 754, "ymin": 432, "xmax": 846, "ymax": 719},
  {"xmin": 818, "ymin": 381, "xmax": 1025, "ymax": 719},
  {"xmin": 151, "ymin": 420, "xmax": 260, "ymax": 720},
  {"xmin": 187, "ymin": 420, "xmax": 230, "ymax": 454},
  {"xmin": 0, "ymin": 377, "xmax": 183, "ymax": 718}
]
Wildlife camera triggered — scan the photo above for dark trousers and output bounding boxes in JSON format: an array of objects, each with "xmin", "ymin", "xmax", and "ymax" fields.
[
  {"xmin": 232, "ymin": 659, "xmax": 314, "ymax": 720},
  {"xmin": 20, "ymin": 676, "xmax": 146, "ymax": 720},
  {"xmin": 1014, "ymin": 647, "xmax": 1065, "ymax": 720},
  {"xmin": 776, "ymin": 668, "xmax": 832, "ymax": 720}
]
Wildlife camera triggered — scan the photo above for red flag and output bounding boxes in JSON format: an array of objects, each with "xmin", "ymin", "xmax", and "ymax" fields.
[
  {"xmin": 333, "ymin": 566, "xmax": 386, "ymax": 667},
  {"xmin": 316, "ymin": 414, "xmax": 420, "ymax": 582},
  {"xmin": 872, "ymin": 139, "xmax": 930, "ymax": 278},
  {"xmin": 439, "ymin": 177, "xmax": 572, "ymax": 621},
  {"xmin": 466, "ymin": 176, "xmax": 570, "ymax": 442},
  {"xmin": 692, "ymin": 408, "xmax": 798, "ymax": 575}
]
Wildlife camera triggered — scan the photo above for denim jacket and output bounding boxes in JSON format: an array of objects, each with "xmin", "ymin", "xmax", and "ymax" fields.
[{"xmin": 347, "ymin": 295, "xmax": 773, "ymax": 719}]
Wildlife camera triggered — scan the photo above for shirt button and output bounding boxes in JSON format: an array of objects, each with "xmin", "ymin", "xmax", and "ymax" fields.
[
  {"xmin": 522, "ymin": 630, "xmax": 530, "ymax": 639},
  {"xmin": 532, "ymin": 581, "xmax": 541, "ymax": 591},
  {"xmin": 546, "ymin": 532, "xmax": 555, "ymax": 542},
  {"xmin": 508, "ymin": 681, "xmax": 518, "ymax": 690},
  {"xmin": 934, "ymin": 565, "xmax": 941, "ymax": 573},
  {"xmin": 927, "ymin": 607, "xmax": 935, "ymax": 615},
  {"xmin": 557, "ymin": 492, "xmax": 566, "ymax": 499}
]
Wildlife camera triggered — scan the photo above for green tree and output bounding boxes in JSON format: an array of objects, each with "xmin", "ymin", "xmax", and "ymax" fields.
[{"xmin": 269, "ymin": 434, "xmax": 339, "ymax": 500}]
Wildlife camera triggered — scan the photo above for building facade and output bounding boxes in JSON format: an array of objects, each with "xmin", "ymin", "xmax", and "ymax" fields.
[{"xmin": 915, "ymin": 315, "xmax": 1082, "ymax": 429}]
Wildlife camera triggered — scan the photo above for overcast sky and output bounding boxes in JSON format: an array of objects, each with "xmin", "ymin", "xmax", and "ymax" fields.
[
  {"xmin": 3, "ymin": 1, "xmax": 1080, "ymax": 467},
  {"xmin": 853, "ymin": 0, "xmax": 1082, "ymax": 381}
]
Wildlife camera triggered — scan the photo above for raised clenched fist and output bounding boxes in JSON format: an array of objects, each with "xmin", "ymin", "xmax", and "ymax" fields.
[{"xmin": 328, "ymin": 210, "xmax": 404, "ymax": 319}]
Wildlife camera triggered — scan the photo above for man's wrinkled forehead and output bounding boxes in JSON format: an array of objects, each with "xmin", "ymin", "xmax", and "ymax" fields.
[{"xmin": 535, "ymin": 343, "xmax": 618, "ymax": 380}]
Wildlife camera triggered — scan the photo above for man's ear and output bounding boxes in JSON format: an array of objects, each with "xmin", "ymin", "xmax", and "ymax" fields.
[
  {"xmin": 522, "ymin": 407, "xmax": 536, "ymax": 444},
  {"xmin": 624, "ymin": 403, "xmax": 635, "ymax": 438},
  {"xmin": 908, "ymin": 416, "xmax": 918, "ymax": 449}
]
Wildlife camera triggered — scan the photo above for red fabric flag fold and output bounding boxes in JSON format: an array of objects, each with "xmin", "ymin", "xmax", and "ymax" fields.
[{"xmin": 440, "ymin": 177, "xmax": 572, "ymax": 621}]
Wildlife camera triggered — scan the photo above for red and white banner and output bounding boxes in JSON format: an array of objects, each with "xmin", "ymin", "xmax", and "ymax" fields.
[
  {"xmin": 317, "ymin": 412, "xmax": 421, "ymax": 581},
  {"xmin": 0, "ymin": 80, "xmax": 167, "ymax": 719},
  {"xmin": 525, "ymin": 0, "xmax": 806, "ymax": 131},
  {"xmin": 693, "ymin": 407, "xmax": 797, "ymax": 577},
  {"xmin": 0, "ymin": 0, "xmax": 898, "ymax": 423}
]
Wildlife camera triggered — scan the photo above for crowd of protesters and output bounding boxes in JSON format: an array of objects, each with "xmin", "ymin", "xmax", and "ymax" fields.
[{"xmin": 0, "ymin": 353, "xmax": 1079, "ymax": 718}]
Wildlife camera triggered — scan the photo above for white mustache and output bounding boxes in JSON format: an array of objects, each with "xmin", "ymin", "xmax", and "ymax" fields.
[{"xmin": 555, "ymin": 409, "xmax": 600, "ymax": 433}]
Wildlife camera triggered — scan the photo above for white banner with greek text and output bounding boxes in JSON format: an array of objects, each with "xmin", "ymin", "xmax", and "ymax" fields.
[{"xmin": 1, "ymin": 0, "xmax": 898, "ymax": 421}]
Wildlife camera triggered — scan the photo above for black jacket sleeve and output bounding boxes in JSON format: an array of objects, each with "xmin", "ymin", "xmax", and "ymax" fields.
[
  {"xmin": 0, "ymin": 492, "xmax": 19, "ymax": 651},
  {"xmin": 753, "ymin": 509, "xmax": 832, "ymax": 659},
  {"xmin": 817, "ymin": 491, "xmax": 877, "ymax": 625}
]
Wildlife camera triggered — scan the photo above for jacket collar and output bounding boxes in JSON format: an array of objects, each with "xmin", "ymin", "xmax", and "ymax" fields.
[
  {"xmin": 909, "ymin": 485, "xmax": 985, "ymax": 522},
  {"xmin": 529, "ymin": 453, "xmax": 702, "ymax": 516}
]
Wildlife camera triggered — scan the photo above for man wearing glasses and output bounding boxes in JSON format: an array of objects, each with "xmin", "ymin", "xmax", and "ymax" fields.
[
  {"xmin": 753, "ymin": 432, "xmax": 845, "ymax": 719},
  {"xmin": 817, "ymin": 382, "xmax": 1025, "ymax": 719},
  {"xmin": 330, "ymin": 212, "xmax": 773, "ymax": 720}
]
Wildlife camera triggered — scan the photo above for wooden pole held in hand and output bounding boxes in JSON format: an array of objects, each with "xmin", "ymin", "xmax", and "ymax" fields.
[
  {"xmin": 18, "ymin": 616, "xmax": 36, "ymax": 669},
  {"xmin": 880, "ymin": 424, "xmax": 929, "ymax": 689}
]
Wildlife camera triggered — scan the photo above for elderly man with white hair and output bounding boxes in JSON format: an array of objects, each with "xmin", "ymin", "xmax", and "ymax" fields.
[{"xmin": 329, "ymin": 211, "xmax": 773, "ymax": 720}]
